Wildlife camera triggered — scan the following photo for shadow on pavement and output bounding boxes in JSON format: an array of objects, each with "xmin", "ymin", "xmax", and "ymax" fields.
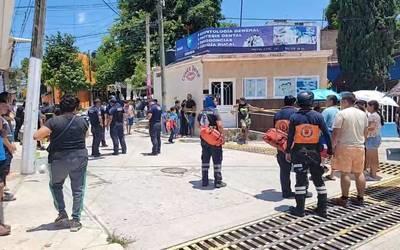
[
  {"xmin": 27, "ymin": 222, "xmax": 70, "ymax": 232},
  {"xmin": 274, "ymin": 204, "xmax": 291, "ymax": 212},
  {"xmin": 254, "ymin": 189, "xmax": 285, "ymax": 202},
  {"xmin": 189, "ymin": 180, "xmax": 215, "ymax": 191}
]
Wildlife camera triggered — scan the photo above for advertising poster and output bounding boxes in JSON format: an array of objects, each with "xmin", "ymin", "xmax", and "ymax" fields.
[
  {"xmin": 176, "ymin": 25, "xmax": 319, "ymax": 60},
  {"xmin": 274, "ymin": 78, "xmax": 297, "ymax": 97},
  {"xmin": 296, "ymin": 77, "xmax": 319, "ymax": 93}
]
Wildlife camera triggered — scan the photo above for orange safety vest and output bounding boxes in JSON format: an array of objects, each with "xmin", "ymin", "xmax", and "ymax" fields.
[
  {"xmin": 275, "ymin": 119, "xmax": 290, "ymax": 134},
  {"xmin": 294, "ymin": 124, "xmax": 320, "ymax": 144}
]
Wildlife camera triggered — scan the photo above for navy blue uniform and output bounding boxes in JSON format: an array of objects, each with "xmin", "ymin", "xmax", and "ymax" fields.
[
  {"xmin": 88, "ymin": 106, "xmax": 102, "ymax": 156},
  {"xmin": 286, "ymin": 109, "xmax": 332, "ymax": 216},
  {"xmin": 100, "ymin": 107, "xmax": 108, "ymax": 146},
  {"xmin": 148, "ymin": 104, "xmax": 162, "ymax": 154},
  {"xmin": 109, "ymin": 103, "xmax": 127, "ymax": 155},
  {"xmin": 274, "ymin": 106, "xmax": 297, "ymax": 197}
]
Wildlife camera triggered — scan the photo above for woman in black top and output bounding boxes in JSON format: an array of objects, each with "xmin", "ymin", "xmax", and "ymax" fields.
[{"xmin": 34, "ymin": 95, "xmax": 88, "ymax": 232}]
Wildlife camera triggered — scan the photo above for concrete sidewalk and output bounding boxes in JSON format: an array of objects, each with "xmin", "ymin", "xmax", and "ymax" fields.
[{"xmin": 1, "ymin": 148, "xmax": 122, "ymax": 250}]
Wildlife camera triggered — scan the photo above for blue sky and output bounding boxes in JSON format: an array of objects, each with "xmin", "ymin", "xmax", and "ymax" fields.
[{"xmin": 11, "ymin": 0, "xmax": 329, "ymax": 67}]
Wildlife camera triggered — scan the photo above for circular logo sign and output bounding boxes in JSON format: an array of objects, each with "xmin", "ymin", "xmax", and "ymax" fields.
[
  {"xmin": 277, "ymin": 122, "xmax": 288, "ymax": 132},
  {"xmin": 301, "ymin": 125, "xmax": 314, "ymax": 138}
]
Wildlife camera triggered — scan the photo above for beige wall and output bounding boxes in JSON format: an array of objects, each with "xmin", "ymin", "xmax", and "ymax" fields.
[
  {"xmin": 203, "ymin": 56, "xmax": 329, "ymax": 100},
  {"xmin": 321, "ymin": 30, "xmax": 338, "ymax": 62},
  {"xmin": 155, "ymin": 59, "xmax": 204, "ymax": 109}
]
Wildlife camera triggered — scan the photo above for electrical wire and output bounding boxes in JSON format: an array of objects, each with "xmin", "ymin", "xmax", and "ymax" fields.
[{"xmin": 101, "ymin": 0, "xmax": 120, "ymax": 16}]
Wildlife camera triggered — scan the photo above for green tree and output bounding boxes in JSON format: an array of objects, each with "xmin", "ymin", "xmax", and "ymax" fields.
[
  {"xmin": 125, "ymin": 59, "xmax": 146, "ymax": 89},
  {"xmin": 95, "ymin": 0, "xmax": 223, "ymax": 87},
  {"xmin": 325, "ymin": 0, "xmax": 339, "ymax": 30},
  {"xmin": 337, "ymin": 0, "xmax": 397, "ymax": 91},
  {"xmin": 20, "ymin": 57, "xmax": 29, "ymax": 77},
  {"xmin": 42, "ymin": 33, "xmax": 87, "ymax": 94}
]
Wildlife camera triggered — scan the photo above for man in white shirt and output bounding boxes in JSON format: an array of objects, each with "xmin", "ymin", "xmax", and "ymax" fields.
[{"xmin": 331, "ymin": 92, "xmax": 368, "ymax": 207}]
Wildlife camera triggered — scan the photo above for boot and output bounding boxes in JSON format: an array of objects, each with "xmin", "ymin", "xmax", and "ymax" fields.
[
  {"xmin": 202, "ymin": 171, "xmax": 209, "ymax": 187},
  {"xmin": 315, "ymin": 194, "xmax": 328, "ymax": 218},
  {"xmin": 290, "ymin": 194, "xmax": 306, "ymax": 217}
]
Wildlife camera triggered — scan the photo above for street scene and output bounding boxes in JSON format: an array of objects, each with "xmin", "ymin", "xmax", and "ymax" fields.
[{"xmin": 2, "ymin": 0, "xmax": 400, "ymax": 249}]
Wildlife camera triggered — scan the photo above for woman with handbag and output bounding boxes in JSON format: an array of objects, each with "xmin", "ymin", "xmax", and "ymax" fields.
[{"xmin": 34, "ymin": 95, "xmax": 89, "ymax": 232}]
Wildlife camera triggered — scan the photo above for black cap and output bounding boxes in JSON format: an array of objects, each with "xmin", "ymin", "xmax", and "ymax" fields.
[{"xmin": 284, "ymin": 95, "xmax": 296, "ymax": 106}]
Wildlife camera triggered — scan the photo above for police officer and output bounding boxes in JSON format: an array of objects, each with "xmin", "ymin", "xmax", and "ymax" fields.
[
  {"xmin": 285, "ymin": 91, "xmax": 332, "ymax": 218},
  {"xmin": 88, "ymin": 99, "xmax": 103, "ymax": 157},
  {"xmin": 100, "ymin": 102, "xmax": 108, "ymax": 147},
  {"xmin": 198, "ymin": 95, "xmax": 226, "ymax": 188},
  {"xmin": 108, "ymin": 97, "xmax": 127, "ymax": 155},
  {"xmin": 274, "ymin": 95, "xmax": 297, "ymax": 198}
]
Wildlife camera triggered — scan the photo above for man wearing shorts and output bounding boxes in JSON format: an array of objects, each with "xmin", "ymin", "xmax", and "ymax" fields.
[{"xmin": 331, "ymin": 92, "xmax": 368, "ymax": 207}]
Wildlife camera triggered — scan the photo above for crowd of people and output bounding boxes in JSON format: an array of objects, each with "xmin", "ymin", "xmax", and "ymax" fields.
[
  {"xmin": 0, "ymin": 88, "xmax": 387, "ymax": 235},
  {"xmin": 272, "ymin": 91, "xmax": 384, "ymax": 218}
]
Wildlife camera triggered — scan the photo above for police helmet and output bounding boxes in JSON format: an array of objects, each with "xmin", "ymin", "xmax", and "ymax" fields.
[{"xmin": 297, "ymin": 91, "xmax": 314, "ymax": 107}]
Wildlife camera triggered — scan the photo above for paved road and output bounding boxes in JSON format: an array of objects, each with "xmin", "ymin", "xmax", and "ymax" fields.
[{"xmin": 83, "ymin": 133, "xmax": 392, "ymax": 250}]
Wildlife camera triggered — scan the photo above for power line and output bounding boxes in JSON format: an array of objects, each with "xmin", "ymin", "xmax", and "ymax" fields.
[{"xmin": 101, "ymin": 0, "xmax": 120, "ymax": 16}]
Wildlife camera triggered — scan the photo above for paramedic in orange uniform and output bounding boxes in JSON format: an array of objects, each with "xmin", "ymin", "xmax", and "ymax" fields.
[
  {"xmin": 273, "ymin": 95, "xmax": 297, "ymax": 198},
  {"xmin": 285, "ymin": 91, "xmax": 332, "ymax": 218}
]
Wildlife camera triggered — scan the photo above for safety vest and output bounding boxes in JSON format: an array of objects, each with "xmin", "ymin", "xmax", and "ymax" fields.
[
  {"xmin": 275, "ymin": 119, "xmax": 290, "ymax": 134},
  {"xmin": 294, "ymin": 124, "xmax": 320, "ymax": 144}
]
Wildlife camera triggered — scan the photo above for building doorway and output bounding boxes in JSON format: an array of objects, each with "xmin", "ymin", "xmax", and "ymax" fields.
[{"xmin": 209, "ymin": 79, "xmax": 236, "ymax": 128}]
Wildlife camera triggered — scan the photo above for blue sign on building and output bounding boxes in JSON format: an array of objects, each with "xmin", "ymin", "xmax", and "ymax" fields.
[{"xmin": 176, "ymin": 25, "xmax": 320, "ymax": 60}]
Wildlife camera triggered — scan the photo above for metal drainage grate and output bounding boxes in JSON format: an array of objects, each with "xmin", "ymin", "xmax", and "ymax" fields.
[
  {"xmin": 168, "ymin": 175, "xmax": 400, "ymax": 250},
  {"xmin": 379, "ymin": 162, "xmax": 400, "ymax": 176}
]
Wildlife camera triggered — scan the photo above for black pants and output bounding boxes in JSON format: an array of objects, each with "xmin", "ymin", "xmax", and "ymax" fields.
[
  {"xmin": 101, "ymin": 127, "xmax": 107, "ymax": 146},
  {"xmin": 91, "ymin": 126, "xmax": 102, "ymax": 156},
  {"xmin": 150, "ymin": 122, "xmax": 161, "ymax": 154},
  {"xmin": 15, "ymin": 118, "xmax": 23, "ymax": 141},
  {"xmin": 291, "ymin": 148, "xmax": 327, "ymax": 213},
  {"xmin": 110, "ymin": 123, "xmax": 127, "ymax": 154},
  {"xmin": 277, "ymin": 151, "xmax": 292, "ymax": 196},
  {"xmin": 169, "ymin": 128, "xmax": 175, "ymax": 142},
  {"xmin": 201, "ymin": 142, "xmax": 223, "ymax": 184}
]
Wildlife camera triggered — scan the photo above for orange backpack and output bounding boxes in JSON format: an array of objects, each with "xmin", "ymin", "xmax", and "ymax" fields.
[
  {"xmin": 200, "ymin": 127, "xmax": 225, "ymax": 147},
  {"xmin": 263, "ymin": 128, "xmax": 288, "ymax": 152}
]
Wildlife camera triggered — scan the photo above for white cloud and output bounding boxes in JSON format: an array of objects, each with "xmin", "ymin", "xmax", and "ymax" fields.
[{"xmin": 78, "ymin": 12, "xmax": 86, "ymax": 24}]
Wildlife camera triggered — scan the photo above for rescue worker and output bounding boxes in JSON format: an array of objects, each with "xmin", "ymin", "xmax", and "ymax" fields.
[
  {"xmin": 88, "ymin": 99, "xmax": 103, "ymax": 157},
  {"xmin": 285, "ymin": 91, "xmax": 332, "ymax": 218},
  {"xmin": 274, "ymin": 95, "xmax": 297, "ymax": 198},
  {"xmin": 108, "ymin": 97, "xmax": 127, "ymax": 155},
  {"xmin": 198, "ymin": 95, "xmax": 226, "ymax": 188}
]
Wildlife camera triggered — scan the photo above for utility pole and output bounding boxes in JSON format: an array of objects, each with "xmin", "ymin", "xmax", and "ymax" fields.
[
  {"xmin": 145, "ymin": 13, "xmax": 152, "ymax": 99},
  {"xmin": 21, "ymin": 0, "xmax": 47, "ymax": 175},
  {"xmin": 88, "ymin": 50, "xmax": 94, "ymax": 105},
  {"xmin": 157, "ymin": 0, "xmax": 166, "ymax": 109},
  {"xmin": 240, "ymin": 0, "xmax": 244, "ymax": 27}
]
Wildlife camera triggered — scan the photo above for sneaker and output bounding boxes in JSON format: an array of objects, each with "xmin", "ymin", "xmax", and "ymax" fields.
[
  {"xmin": 54, "ymin": 212, "xmax": 69, "ymax": 225},
  {"xmin": 289, "ymin": 206, "xmax": 305, "ymax": 217},
  {"xmin": 202, "ymin": 179, "xmax": 209, "ymax": 187},
  {"xmin": 101, "ymin": 144, "xmax": 108, "ymax": 147},
  {"xmin": 365, "ymin": 175, "xmax": 381, "ymax": 182},
  {"xmin": 91, "ymin": 154, "xmax": 101, "ymax": 158},
  {"xmin": 2, "ymin": 192, "xmax": 16, "ymax": 202},
  {"xmin": 69, "ymin": 219, "xmax": 82, "ymax": 232},
  {"xmin": 214, "ymin": 182, "xmax": 227, "ymax": 188},
  {"xmin": 112, "ymin": 152, "xmax": 119, "ymax": 156},
  {"xmin": 306, "ymin": 191, "xmax": 313, "ymax": 198},
  {"xmin": 0, "ymin": 224, "xmax": 11, "ymax": 231},
  {"xmin": 331, "ymin": 197, "xmax": 349, "ymax": 208},
  {"xmin": 0, "ymin": 224, "xmax": 10, "ymax": 236},
  {"xmin": 324, "ymin": 175, "xmax": 336, "ymax": 181}
]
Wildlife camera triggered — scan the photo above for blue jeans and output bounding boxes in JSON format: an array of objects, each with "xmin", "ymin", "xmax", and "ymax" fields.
[
  {"xmin": 48, "ymin": 149, "xmax": 88, "ymax": 220},
  {"xmin": 110, "ymin": 123, "xmax": 127, "ymax": 154},
  {"xmin": 150, "ymin": 122, "xmax": 162, "ymax": 154}
]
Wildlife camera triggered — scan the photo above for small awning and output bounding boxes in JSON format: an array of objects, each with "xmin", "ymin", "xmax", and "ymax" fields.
[{"xmin": 327, "ymin": 63, "xmax": 341, "ymax": 83}]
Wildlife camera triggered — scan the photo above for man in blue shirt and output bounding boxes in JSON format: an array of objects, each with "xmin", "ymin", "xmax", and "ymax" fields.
[
  {"xmin": 321, "ymin": 95, "xmax": 339, "ymax": 181},
  {"xmin": 274, "ymin": 95, "xmax": 298, "ymax": 198},
  {"xmin": 322, "ymin": 95, "xmax": 339, "ymax": 132},
  {"xmin": 147, "ymin": 99, "xmax": 162, "ymax": 155},
  {"xmin": 108, "ymin": 98, "xmax": 127, "ymax": 155}
]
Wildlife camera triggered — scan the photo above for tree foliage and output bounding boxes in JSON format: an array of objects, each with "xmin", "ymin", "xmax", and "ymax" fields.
[
  {"xmin": 95, "ymin": 0, "xmax": 223, "ymax": 87},
  {"xmin": 325, "ymin": 0, "xmax": 339, "ymax": 30},
  {"xmin": 42, "ymin": 33, "xmax": 88, "ymax": 93},
  {"xmin": 337, "ymin": 0, "xmax": 397, "ymax": 90},
  {"xmin": 125, "ymin": 59, "xmax": 146, "ymax": 89}
]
